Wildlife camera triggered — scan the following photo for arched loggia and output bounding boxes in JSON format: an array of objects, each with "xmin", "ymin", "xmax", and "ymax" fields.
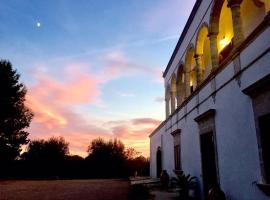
[
  {"xmin": 185, "ymin": 45, "xmax": 197, "ymax": 96},
  {"xmin": 195, "ymin": 23, "xmax": 212, "ymax": 81},
  {"xmin": 165, "ymin": 85, "xmax": 171, "ymax": 118},
  {"xmin": 170, "ymin": 74, "xmax": 177, "ymax": 113},
  {"xmin": 176, "ymin": 64, "xmax": 185, "ymax": 106},
  {"xmin": 209, "ymin": 0, "xmax": 234, "ymax": 67},
  {"xmin": 241, "ymin": 0, "xmax": 267, "ymax": 37}
]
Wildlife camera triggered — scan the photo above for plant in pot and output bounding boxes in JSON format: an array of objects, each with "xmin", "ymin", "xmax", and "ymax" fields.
[{"xmin": 171, "ymin": 170, "xmax": 197, "ymax": 199}]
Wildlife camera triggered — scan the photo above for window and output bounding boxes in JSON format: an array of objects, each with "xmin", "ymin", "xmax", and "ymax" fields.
[
  {"xmin": 174, "ymin": 144, "xmax": 181, "ymax": 170},
  {"xmin": 195, "ymin": 109, "xmax": 218, "ymax": 197},
  {"xmin": 243, "ymin": 74, "xmax": 270, "ymax": 184},
  {"xmin": 258, "ymin": 114, "xmax": 270, "ymax": 183},
  {"xmin": 171, "ymin": 130, "xmax": 181, "ymax": 171}
]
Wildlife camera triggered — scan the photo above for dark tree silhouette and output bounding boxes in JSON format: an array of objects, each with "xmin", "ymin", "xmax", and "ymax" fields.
[
  {"xmin": 21, "ymin": 136, "xmax": 69, "ymax": 178},
  {"xmin": 23, "ymin": 136, "xmax": 69, "ymax": 161},
  {"xmin": 86, "ymin": 138, "xmax": 127, "ymax": 178},
  {"xmin": 0, "ymin": 60, "xmax": 33, "ymax": 161},
  {"xmin": 85, "ymin": 138, "xmax": 150, "ymax": 178}
]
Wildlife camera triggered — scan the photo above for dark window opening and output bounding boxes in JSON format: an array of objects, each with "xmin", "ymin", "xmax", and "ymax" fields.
[
  {"xmin": 174, "ymin": 145, "xmax": 181, "ymax": 171},
  {"xmin": 200, "ymin": 132, "xmax": 218, "ymax": 197},
  {"xmin": 259, "ymin": 113, "xmax": 270, "ymax": 184},
  {"xmin": 156, "ymin": 148, "xmax": 162, "ymax": 178}
]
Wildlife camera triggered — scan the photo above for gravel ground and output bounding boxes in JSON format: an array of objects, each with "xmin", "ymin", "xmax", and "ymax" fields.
[{"xmin": 0, "ymin": 179, "xmax": 129, "ymax": 200}]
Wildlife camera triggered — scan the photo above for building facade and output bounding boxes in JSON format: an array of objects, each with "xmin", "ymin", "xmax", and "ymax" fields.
[{"xmin": 149, "ymin": 0, "xmax": 270, "ymax": 199}]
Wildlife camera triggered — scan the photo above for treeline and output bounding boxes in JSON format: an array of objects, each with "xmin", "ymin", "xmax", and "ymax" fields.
[
  {"xmin": 0, "ymin": 60, "xmax": 149, "ymax": 179},
  {"xmin": 1, "ymin": 137, "xmax": 149, "ymax": 179}
]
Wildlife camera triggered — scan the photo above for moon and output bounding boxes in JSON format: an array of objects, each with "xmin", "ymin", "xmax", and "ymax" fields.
[{"xmin": 37, "ymin": 22, "xmax": 41, "ymax": 27}]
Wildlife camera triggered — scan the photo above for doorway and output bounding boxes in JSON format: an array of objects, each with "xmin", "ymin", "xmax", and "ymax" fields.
[
  {"xmin": 156, "ymin": 147, "xmax": 162, "ymax": 178},
  {"xmin": 200, "ymin": 132, "xmax": 218, "ymax": 196},
  {"xmin": 258, "ymin": 113, "xmax": 270, "ymax": 183}
]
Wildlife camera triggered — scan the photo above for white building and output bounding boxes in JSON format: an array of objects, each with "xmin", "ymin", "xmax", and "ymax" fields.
[{"xmin": 149, "ymin": 0, "xmax": 270, "ymax": 199}]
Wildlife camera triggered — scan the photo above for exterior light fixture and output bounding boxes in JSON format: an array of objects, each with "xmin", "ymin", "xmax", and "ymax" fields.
[{"xmin": 220, "ymin": 36, "xmax": 230, "ymax": 49}]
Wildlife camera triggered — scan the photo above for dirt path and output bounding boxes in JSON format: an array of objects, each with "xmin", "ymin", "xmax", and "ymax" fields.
[{"xmin": 0, "ymin": 179, "xmax": 129, "ymax": 200}]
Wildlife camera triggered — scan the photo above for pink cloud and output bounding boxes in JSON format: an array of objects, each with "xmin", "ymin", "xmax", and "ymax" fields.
[
  {"xmin": 100, "ymin": 51, "xmax": 161, "ymax": 82},
  {"xmin": 25, "ymin": 51, "xmax": 162, "ymax": 157},
  {"xmin": 132, "ymin": 118, "xmax": 161, "ymax": 126}
]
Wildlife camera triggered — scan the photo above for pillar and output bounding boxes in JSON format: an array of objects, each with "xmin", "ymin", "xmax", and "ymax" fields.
[
  {"xmin": 194, "ymin": 54, "xmax": 203, "ymax": 84},
  {"xmin": 185, "ymin": 70, "xmax": 190, "ymax": 97},
  {"xmin": 228, "ymin": 0, "xmax": 244, "ymax": 46},
  {"xmin": 177, "ymin": 85, "xmax": 182, "ymax": 107},
  {"xmin": 171, "ymin": 90, "xmax": 176, "ymax": 113},
  {"xmin": 165, "ymin": 97, "xmax": 170, "ymax": 118},
  {"xmin": 208, "ymin": 32, "xmax": 219, "ymax": 70}
]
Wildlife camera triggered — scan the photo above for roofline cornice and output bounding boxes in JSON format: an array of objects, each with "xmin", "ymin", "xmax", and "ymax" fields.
[{"xmin": 163, "ymin": 0, "xmax": 203, "ymax": 78}]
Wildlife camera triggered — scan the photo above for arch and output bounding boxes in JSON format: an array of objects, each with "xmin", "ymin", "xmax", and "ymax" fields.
[
  {"xmin": 253, "ymin": 0, "xmax": 265, "ymax": 7},
  {"xmin": 261, "ymin": 0, "xmax": 270, "ymax": 12},
  {"xmin": 171, "ymin": 74, "xmax": 177, "ymax": 92},
  {"xmin": 209, "ymin": 0, "xmax": 234, "ymax": 65},
  {"xmin": 171, "ymin": 74, "xmax": 177, "ymax": 112},
  {"xmin": 241, "ymin": 0, "xmax": 267, "ymax": 37},
  {"xmin": 195, "ymin": 22, "xmax": 209, "ymax": 54},
  {"xmin": 195, "ymin": 23, "xmax": 212, "ymax": 80},
  {"xmin": 176, "ymin": 63, "xmax": 185, "ymax": 106},
  {"xmin": 209, "ymin": 0, "xmax": 225, "ymax": 35},
  {"xmin": 165, "ymin": 84, "xmax": 171, "ymax": 118},
  {"xmin": 156, "ymin": 147, "xmax": 162, "ymax": 178},
  {"xmin": 185, "ymin": 45, "xmax": 197, "ymax": 96}
]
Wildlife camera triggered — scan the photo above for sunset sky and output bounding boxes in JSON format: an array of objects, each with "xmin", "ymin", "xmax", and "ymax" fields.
[{"xmin": 0, "ymin": 0, "xmax": 195, "ymax": 157}]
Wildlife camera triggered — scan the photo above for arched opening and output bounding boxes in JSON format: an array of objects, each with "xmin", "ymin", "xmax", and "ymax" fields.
[
  {"xmin": 196, "ymin": 24, "xmax": 212, "ymax": 80},
  {"xmin": 210, "ymin": 0, "xmax": 234, "ymax": 64},
  {"xmin": 241, "ymin": 0, "xmax": 266, "ymax": 37},
  {"xmin": 262, "ymin": 0, "xmax": 270, "ymax": 12},
  {"xmin": 165, "ymin": 85, "xmax": 171, "ymax": 118},
  {"xmin": 171, "ymin": 74, "xmax": 177, "ymax": 112},
  {"xmin": 218, "ymin": 1, "xmax": 234, "ymax": 62},
  {"xmin": 156, "ymin": 147, "xmax": 162, "ymax": 178},
  {"xmin": 176, "ymin": 64, "xmax": 185, "ymax": 106},
  {"xmin": 185, "ymin": 46, "xmax": 197, "ymax": 96}
]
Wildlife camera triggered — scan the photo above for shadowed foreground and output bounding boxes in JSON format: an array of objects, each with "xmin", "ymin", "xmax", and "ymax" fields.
[{"xmin": 0, "ymin": 179, "xmax": 129, "ymax": 200}]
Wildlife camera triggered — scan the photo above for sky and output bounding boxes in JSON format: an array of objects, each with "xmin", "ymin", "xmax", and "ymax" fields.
[{"xmin": 0, "ymin": 0, "xmax": 195, "ymax": 157}]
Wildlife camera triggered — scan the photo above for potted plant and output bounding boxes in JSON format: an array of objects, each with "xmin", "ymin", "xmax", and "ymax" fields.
[{"xmin": 171, "ymin": 170, "xmax": 197, "ymax": 199}]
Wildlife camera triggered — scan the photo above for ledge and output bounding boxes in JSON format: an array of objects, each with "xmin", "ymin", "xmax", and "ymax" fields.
[
  {"xmin": 194, "ymin": 109, "xmax": 215, "ymax": 122},
  {"xmin": 257, "ymin": 183, "xmax": 270, "ymax": 196},
  {"xmin": 170, "ymin": 129, "xmax": 181, "ymax": 136},
  {"xmin": 242, "ymin": 73, "xmax": 270, "ymax": 97}
]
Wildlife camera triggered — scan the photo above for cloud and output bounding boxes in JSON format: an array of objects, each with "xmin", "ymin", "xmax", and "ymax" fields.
[
  {"xmin": 132, "ymin": 118, "xmax": 161, "ymax": 126},
  {"xmin": 25, "ymin": 55, "xmax": 162, "ymax": 157},
  {"xmin": 100, "ymin": 51, "xmax": 161, "ymax": 81},
  {"xmin": 154, "ymin": 96, "xmax": 164, "ymax": 103},
  {"xmin": 106, "ymin": 117, "xmax": 161, "ymax": 155}
]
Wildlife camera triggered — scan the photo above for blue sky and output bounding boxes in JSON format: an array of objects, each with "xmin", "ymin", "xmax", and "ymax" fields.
[{"xmin": 0, "ymin": 0, "xmax": 195, "ymax": 156}]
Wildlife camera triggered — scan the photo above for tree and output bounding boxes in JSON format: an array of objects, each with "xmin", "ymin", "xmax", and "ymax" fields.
[
  {"xmin": 21, "ymin": 137, "xmax": 69, "ymax": 178},
  {"xmin": 23, "ymin": 136, "xmax": 69, "ymax": 161},
  {"xmin": 125, "ymin": 147, "xmax": 140, "ymax": 160},
  {"xmin": 86, "ymin": 138, "xmax": 127, "ymax": 177},
  {"xmin": 0, "ymin": 60, "xmax": 33, "ymax": 161}
]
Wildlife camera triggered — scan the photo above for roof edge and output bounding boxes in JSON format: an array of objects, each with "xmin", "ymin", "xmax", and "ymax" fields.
[
  {"xmin": 163, "ymin": 0, "xmax": 203, "ymax": 78},
  {"xmin": 149, "ymin": 120, "xmax": 166, "ymax": 138}
]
